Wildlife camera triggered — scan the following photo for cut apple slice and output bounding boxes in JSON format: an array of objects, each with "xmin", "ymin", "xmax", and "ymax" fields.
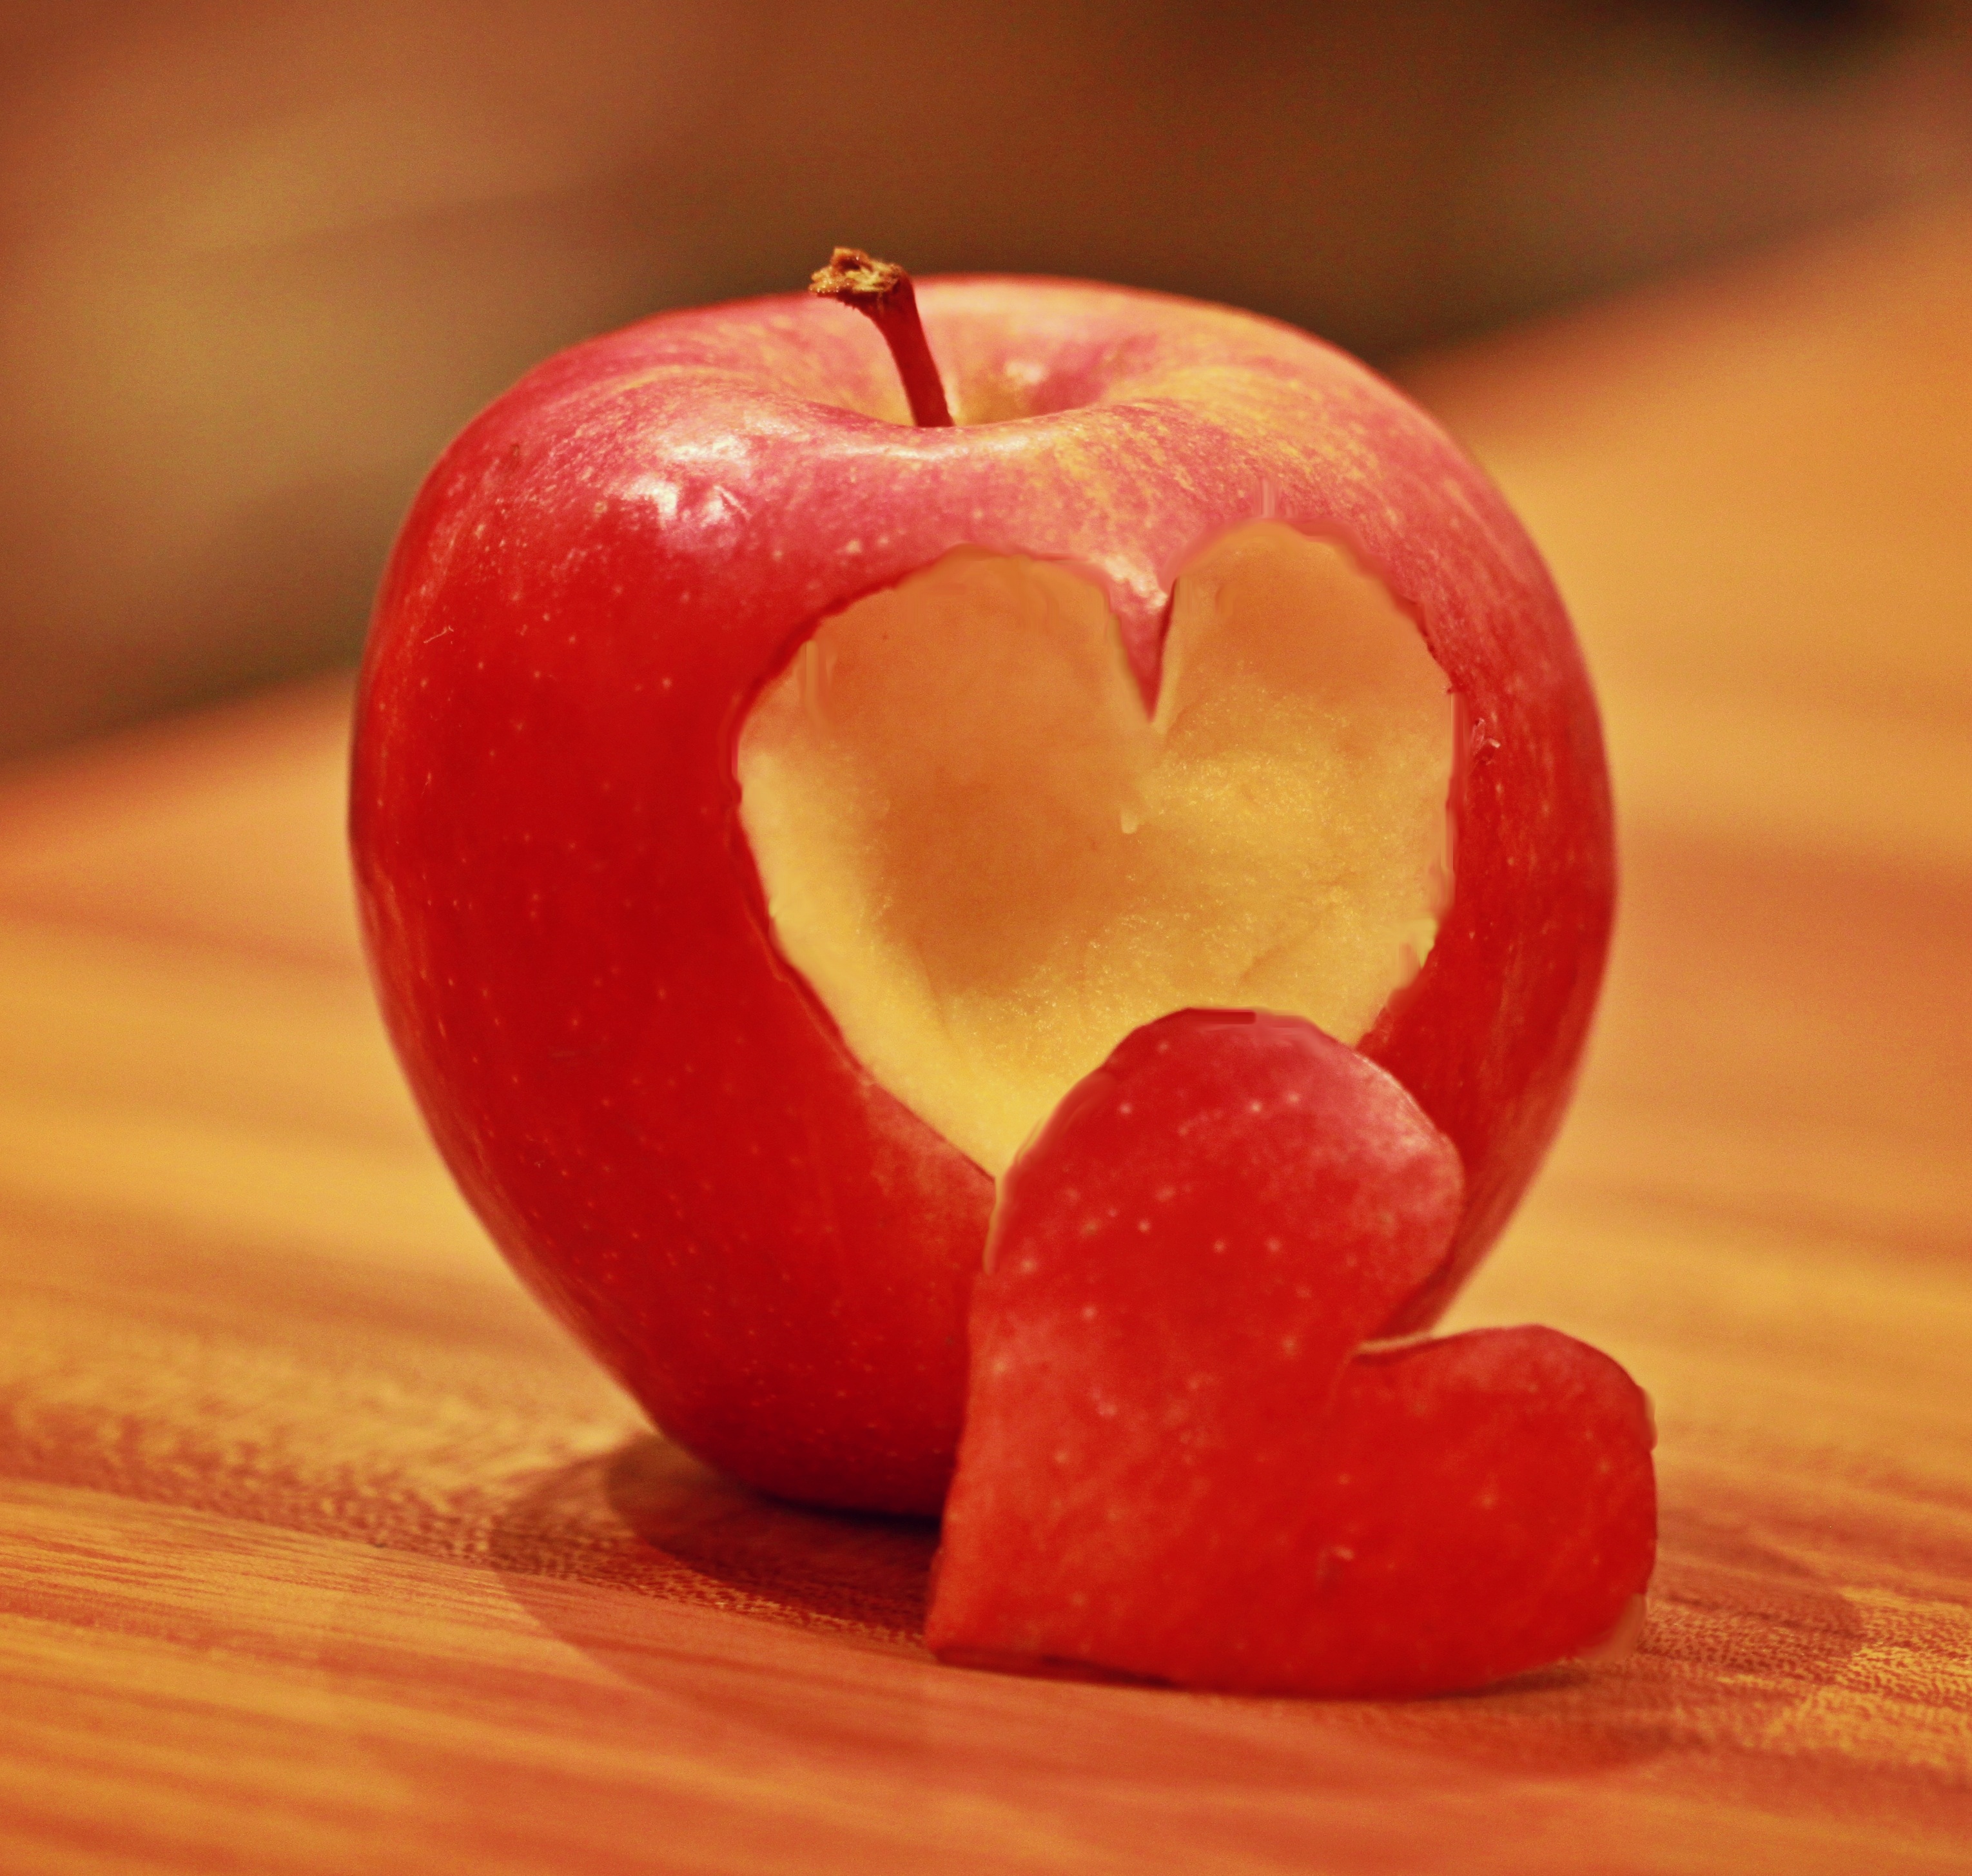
[
  {"xmin": 924, "ymin": 1010, "xmax": 1657, "ymax": 1696},
  {"xmin": 737, "ymin": 522, "xmax": 1455, "ymax": 1176},
  {"xmin": 932, "ymin": 1322, "xmax": 1658, "ymax": 1697}
]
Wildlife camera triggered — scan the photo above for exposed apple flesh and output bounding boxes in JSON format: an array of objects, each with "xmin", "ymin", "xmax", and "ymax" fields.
[
  {"xmin": 926, "ymin": 1010, "xmax": 1657, "ymax": 1695},
  {"xmin": 739, "ymin": 522, "xmax": 1454, "ymax": 1177}
]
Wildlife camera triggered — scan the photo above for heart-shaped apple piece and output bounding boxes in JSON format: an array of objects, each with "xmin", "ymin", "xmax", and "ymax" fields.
[
  {"xmin": 737, "ymin": 522, "xmax": 1455, "ymax": 1177},
  {"xmin": 924, "ymin": 1010, "xmax": 1657, "ymax": 1696}
]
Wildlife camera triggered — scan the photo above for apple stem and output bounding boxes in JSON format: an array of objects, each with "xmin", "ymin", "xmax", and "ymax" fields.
[{"xmin": 810, "ymin": 247, "xmax": 955, "ymax": 427}]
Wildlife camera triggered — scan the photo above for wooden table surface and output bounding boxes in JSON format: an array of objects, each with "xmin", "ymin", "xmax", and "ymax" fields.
[{"xmin": 3, "ymin": 201, "xmax": 1969, "ymax": 1873}]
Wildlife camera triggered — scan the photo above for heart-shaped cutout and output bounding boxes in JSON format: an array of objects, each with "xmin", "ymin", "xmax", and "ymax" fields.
[
  {"xmin": 924, "ymin": 1011, "xmax": 1657, "ymax": 1696},
  {"xmin": 737, "ymin": 522, "xmax": 1454, "ymax": 1175}
]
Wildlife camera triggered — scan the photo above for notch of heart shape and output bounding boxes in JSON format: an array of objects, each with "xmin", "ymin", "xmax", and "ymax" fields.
[{"xmin": 737, "ymin": 520, "xmax": 1456, "ymax": 1177}]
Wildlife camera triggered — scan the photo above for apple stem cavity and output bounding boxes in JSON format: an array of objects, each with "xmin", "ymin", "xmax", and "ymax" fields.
[{"xmin": 810, "ymin": 247, "xmax": 955, "ymax": 428}]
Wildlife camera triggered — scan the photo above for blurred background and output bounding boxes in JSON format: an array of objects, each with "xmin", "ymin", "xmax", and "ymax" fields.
[{"xmin": 2, "ymin": 0, "xmax": 1970, "ymax": 761}]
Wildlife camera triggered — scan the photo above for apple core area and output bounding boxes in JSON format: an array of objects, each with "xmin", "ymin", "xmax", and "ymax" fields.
[{"xmin": 737, "ymin": 521, "xmax": 1456, "ymax": 1176}]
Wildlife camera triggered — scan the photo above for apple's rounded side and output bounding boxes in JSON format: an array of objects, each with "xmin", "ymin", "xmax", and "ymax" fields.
[{"xmin": 350, "ymin": 278, "xmax": 1613, "ymax": 1515}]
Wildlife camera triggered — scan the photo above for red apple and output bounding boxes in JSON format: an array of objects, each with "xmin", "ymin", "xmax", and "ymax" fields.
[
  {"xmin": 925, "ymin": 1010, "xmax": 1656, "ymax": 1695},
  {"xmin": 351, "ymin": 270, "xmax": 1612, "ymax": 1515}
]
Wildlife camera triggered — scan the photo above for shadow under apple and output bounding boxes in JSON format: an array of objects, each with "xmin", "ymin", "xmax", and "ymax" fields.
[{"xmin": 487, "ymin": 1432, "xmax": 938, "ymax": 1645}]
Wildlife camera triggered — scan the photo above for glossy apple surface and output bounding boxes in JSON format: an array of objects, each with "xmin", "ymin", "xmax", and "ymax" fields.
[
  {"xmin": 925, "ymin": 1011, "xmax": 1656, "ymax": 1695},
  {"xmin": 351, "ymin": 276, "xmax": 1613, "ymax": 1514}
]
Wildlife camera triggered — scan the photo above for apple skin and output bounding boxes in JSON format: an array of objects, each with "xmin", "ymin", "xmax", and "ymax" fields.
[
  {"xmin": 351, "ymin": 276, "xmax": 1613, "ymax": 1515},
  {"xmin": 935, "ymin": 1324, "xmax": 1659, "ymax": 1696},
  {"xmin": 924, "ymin": 1010, "xmax": 1655, "ymax": 1695}
]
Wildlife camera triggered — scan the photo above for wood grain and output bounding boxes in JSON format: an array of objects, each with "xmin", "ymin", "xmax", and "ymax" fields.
[{"xmin": 3, "ymin": 202, "xmax": 1970, "ymax": 1872}]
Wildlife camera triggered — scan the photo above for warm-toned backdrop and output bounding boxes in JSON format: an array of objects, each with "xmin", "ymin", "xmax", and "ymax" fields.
[{"xmin": 5, "ymin": 0, "xmax": 1972, "ymax": 758}]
